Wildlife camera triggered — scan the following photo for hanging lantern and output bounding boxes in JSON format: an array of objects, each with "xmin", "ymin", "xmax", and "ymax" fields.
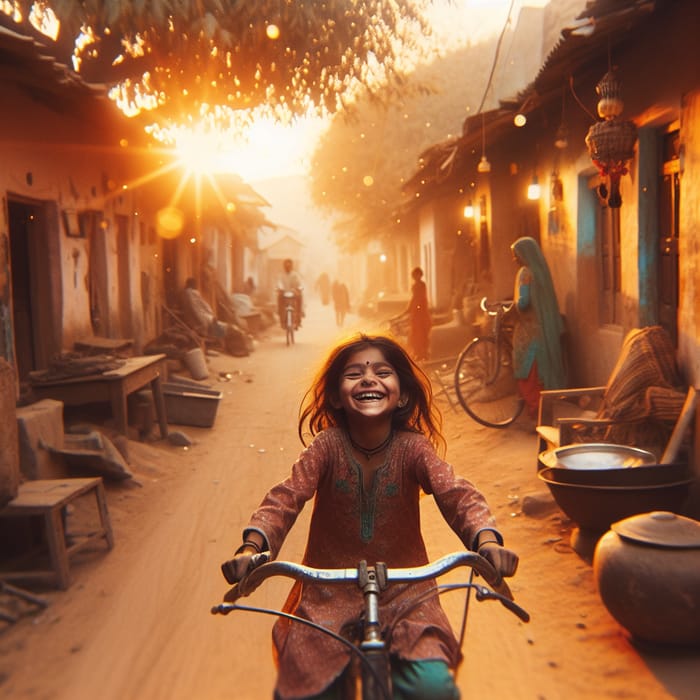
[
  {"xmin": 554, "ymin": 122, "xmax": 569, "ymax": 150},
  {"xmin": 554, "ymin": 85, "xmax": 569, "ymax": 149},
  {"xmin": 585, "ymin": 70, "xmax": 638, "ymax": 208}
]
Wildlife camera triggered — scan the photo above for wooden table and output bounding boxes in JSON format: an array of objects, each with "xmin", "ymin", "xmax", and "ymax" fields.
[
  {"xmin": 74, "ymin": 335, "xmax": 134, "ymax": 355},
  {"xmin": 30, "ymin": 354, "xmax": 169, "ymax": 438},
  {"xmin": 0, "ymin": 478, "xmax": 113, "ymax": 590}
]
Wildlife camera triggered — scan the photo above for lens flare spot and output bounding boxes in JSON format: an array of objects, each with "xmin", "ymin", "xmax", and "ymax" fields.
[{"xmin": 156, "ymin": 207, "xmax": 184, "ymax": 239}]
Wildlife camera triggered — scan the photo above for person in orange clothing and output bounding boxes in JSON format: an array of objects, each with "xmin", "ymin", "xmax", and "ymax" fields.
[{"xmin": 405, "ymin": 267, "xmax": 432, "ymax": 361}]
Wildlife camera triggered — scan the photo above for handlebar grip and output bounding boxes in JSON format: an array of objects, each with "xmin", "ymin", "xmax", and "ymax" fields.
[
  {"xmin": 221, "ymin": 552, "xmax": 270, "ymax": 587},
  {"xmin": 491, "ymin": 577, "xmax": 512, "ymax": 600},
  {"xmin": 221, "ymin": 559, "xmax": 238, "ymax": 585},
  {"xmin": 223, "ymin": 584, "xmax": 242, "ymax": 603},
  {"xmin": 471, "ymin": 554, "xmax": 508, "ymax": 595}
]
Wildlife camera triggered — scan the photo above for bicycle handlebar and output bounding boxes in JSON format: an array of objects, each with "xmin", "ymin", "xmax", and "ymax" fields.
[
  {"xmin": 479, "ymin": 297, "xmax": 514, "ymax": 315},
  {"xmin": 218, "ymin": 551, "xmax": 529, "ymax": 623}
]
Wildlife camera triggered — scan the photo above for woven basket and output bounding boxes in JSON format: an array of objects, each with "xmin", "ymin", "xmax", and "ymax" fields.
[{"xmin": 586, "ymin": 119, "xmax": 637, "ymax": 163}]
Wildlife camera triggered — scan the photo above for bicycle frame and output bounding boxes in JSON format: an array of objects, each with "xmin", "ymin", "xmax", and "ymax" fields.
[
  {"xmin": 212, "ymin": 551, "xmax": 529, "ymax": 700},
  {"xmin": 453, "ymin": 297, "xmax": 524, "ymax": 428},
  {"xmin": 483, "ymin": 301, "xmax": 511, "ymax": 381}
]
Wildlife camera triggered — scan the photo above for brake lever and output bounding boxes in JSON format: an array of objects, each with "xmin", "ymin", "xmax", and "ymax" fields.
[{"xmin": 474, "ymin": 584, "xmax": 530, "ymax": 623}]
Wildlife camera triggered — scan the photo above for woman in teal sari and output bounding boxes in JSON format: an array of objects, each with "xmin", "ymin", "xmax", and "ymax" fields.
[{"xmin": 511, "ymin": 237, "xmax": 567, "ymax": 417}]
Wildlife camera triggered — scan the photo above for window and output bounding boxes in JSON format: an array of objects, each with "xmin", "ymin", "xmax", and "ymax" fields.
[
  {"xmin": 657, "ymin": 127, "xmax": 680, "ymax": 343},
  {"xmin": 78, "ymin": 210, "xmax": 105, "ymax": 238},
  {"xmin": 594, "ymin": 181, "xmax": 622, "ymax": 325}
]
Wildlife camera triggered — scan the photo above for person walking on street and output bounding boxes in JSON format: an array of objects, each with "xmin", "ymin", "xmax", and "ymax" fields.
[
  {"xmin": 315, "ymin": 272, "xmax": 331, "ymax": 306},
  {"xmin": 331, "ymin": 279, "xmax": 350, "ymax": 327},
  {"xmin": 221, "ymin": 333, "xmax": 519, "ymax": 700}
]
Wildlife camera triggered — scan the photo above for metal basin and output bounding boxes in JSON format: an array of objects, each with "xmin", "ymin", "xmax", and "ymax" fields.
[
  {"xmin": 539, "ymin": 443, "xmax": 687, "ymax": 487},
  {"xmin": 538, "ymin": 466, "xmax": 695, "ymax": 533},
  {"xmin": 554, "ymin": 443, "xmax": 656, "ymax": 470}
]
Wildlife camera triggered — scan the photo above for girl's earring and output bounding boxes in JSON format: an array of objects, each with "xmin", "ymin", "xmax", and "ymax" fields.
[{"xmin": 398, "ymin": 398, "xmax": 407, "ymax": 408}]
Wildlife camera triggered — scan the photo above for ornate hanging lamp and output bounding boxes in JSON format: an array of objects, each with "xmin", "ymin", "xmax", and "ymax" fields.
[{"xmin": 585, "ymin": 70, "xmax": 637, "ymax": 208}]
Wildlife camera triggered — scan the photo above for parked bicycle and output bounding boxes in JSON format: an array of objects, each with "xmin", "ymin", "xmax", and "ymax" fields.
[
  {"xmin": 453, "ymin": 297, "xmax": 525, "ymax": 428},
  {"xmin": 212, "ymin": 551, "xmax": 529, "ymax": 700}
]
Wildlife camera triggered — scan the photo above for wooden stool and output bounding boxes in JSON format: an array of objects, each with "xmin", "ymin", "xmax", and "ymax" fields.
[{"xmin": 0, "ymin": 478, "xmax": 114, "ymax": 590}]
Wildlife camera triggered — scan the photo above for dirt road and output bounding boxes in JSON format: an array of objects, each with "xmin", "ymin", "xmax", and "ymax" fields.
[{"xmin": 1, "ymin": 301, "xmax": 699, "ymax": 700}]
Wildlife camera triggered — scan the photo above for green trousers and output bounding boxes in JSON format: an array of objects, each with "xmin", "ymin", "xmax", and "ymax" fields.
[{"xmin": 304, "ymin": 658, "xmax": 460, "ymax": 700}]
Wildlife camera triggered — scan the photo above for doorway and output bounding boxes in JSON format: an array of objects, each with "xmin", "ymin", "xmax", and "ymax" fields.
[{"xmin": 7, "ymin": 196, "xmax": 62, "ymax": 381}]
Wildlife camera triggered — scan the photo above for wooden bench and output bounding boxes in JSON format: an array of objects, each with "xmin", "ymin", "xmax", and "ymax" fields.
[{"xmin": 0, "ymin": 478, "xmax": 114, "ymax": 590}]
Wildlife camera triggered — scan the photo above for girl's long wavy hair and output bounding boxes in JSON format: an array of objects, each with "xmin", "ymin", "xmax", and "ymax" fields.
[{"xmin": 298, "ymin": 334, "xmax": 445, "ymax": 455}]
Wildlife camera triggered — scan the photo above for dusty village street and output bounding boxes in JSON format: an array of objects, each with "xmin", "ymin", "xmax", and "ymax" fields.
[{"xmin": 1, "ymin": 299, "xmax": 699, "ymax": 700}]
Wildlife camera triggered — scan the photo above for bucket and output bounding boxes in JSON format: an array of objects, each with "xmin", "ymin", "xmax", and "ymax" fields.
[{"xmin": 183, "ymin": 347, "xmax": 208, "ymax": 380}]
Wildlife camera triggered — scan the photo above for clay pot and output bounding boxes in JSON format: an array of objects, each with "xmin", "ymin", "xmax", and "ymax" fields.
[{"xmin": 593, "ymin": 511, "xmax": 700, "ymax": 646}]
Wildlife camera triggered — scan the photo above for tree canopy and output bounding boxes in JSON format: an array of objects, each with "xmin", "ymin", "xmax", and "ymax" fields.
[
  {"xmin": 308, "ymin": 36, "xmax": 500, "ymax": 251},
  {"xmin": 7, "ymin": 1, "xmax": 432, "ymax": 126}
]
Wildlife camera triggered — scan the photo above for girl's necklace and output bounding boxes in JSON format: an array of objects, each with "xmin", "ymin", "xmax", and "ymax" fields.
[{"xmin": 348, "ymin": 430, "xmax": 393, "ymax": 460}]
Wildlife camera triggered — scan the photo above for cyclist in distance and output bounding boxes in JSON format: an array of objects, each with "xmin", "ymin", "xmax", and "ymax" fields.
[
  {"xmin": 277, "ymin": 258, "xmax": 304, "ymax": 330},
  {"xmin": 510, "ymin": 237, "xmax": 567, "ymax": 418},
  {"xmin": 221, "ymin": 333, "xmax": 519, "ymax": 700}
]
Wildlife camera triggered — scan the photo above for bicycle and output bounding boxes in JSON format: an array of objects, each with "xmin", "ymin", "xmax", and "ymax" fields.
[
  {"xmin": 384, "ymin": 312, "xmax": 409, "ymax": 340},
  {"xmin": 453, "ymin": 297, "xmax": 525, "ymax": 428},
  {"xmin": 212, "ymin": 551, "xmax": 529, "ymax": 700},
  {"xmin": 278, "ymin": 289, "xmax": 300, "ymax": 346}
]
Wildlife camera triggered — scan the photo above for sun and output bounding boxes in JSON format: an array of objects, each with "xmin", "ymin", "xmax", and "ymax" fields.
[
  {"xmin": 213, "ymin": 115, "xmax": 330, "ymax": 182},
  {"xmin": 172, "ymin": 127, "xmax": 224, "ymax": 176}
]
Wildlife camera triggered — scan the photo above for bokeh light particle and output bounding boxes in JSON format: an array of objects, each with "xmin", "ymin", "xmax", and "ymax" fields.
[{"xmin": 156, "ymin": 207, "xmax": 184, "ymax": 239}]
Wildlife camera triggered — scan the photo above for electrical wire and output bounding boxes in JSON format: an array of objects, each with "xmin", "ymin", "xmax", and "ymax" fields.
[
  {"xmin": 568, "ymin": 74, "xmax": 597, "ymax": 122},
  {"xmin": 476, "ymin": 0, "xmax": 517, "ymax": 114}
]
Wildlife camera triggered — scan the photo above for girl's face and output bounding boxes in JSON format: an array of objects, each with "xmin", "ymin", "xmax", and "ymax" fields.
[{"xmin": 337, "ymin": 347, "xmax": 403, "ymax": 421}]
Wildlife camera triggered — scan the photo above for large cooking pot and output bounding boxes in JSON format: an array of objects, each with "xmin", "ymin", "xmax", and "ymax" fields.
[{"xmin": 537, "ymin": 466, "xmax": 695, "ymax": 533}]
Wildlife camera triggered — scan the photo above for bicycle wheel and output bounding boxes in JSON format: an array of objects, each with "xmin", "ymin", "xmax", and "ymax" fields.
[
  {"xmin": 286, "ymin": 307, "xmax": 295, "ymax": 346},
  {"xmin": 454, "ymin": 337, "xmax": 524, "ymax": 428}
]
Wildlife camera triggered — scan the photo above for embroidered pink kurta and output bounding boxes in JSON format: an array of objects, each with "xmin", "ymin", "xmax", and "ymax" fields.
[{"xmin": 244, "ymin": 428, "xmax": 501, "ymax": 699}]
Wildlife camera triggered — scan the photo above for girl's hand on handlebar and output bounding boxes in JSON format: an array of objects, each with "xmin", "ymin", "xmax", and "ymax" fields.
[
  {"xmin": 477, "ymin": 543, "xmax": 519, "ymax": 578},
  {"xmin": 221, "ymin": 551, "xmax": 269, "ymax": 585}
]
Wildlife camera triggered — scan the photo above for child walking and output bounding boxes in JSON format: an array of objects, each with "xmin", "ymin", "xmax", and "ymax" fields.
[{"xmin": 221, "ymin": 334, "xmax": 519, "ymax": 700}]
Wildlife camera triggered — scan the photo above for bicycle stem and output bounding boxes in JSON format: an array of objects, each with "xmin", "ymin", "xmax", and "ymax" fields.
[{"xmin": 358, "ymin": 562, "xmax": 392, "ymax": 700}]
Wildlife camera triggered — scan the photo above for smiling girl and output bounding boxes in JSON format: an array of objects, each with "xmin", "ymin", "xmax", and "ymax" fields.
[{"xmin": 222, "ymin": 334, "xmax": 518, "ymax": 700}]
